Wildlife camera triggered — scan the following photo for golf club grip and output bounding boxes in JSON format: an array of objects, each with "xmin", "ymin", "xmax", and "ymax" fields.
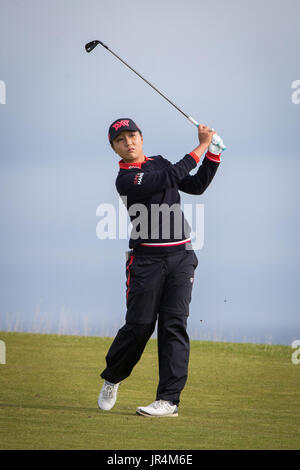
[
  {"xmin": 188, "ymin": 116, "xmax": 199, "ymax": 127},
  {"xmin": 188, "ymin": 116, "xmax": 226, "ymax": 151}
]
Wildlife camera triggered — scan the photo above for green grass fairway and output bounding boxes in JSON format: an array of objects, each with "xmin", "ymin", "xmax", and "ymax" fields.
[{"xmin": 0, "ymin": 331, "xmax": 299, "ymax": 450}]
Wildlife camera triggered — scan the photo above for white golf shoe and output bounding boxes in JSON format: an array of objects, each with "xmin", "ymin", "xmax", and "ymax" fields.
[
  {"xmin": 136, "ymin": 400, "xmax": 178, "ymax": 417},
  {"xmin": 98, "ymin": 380, "xmax": 120, "ymax": 410}
]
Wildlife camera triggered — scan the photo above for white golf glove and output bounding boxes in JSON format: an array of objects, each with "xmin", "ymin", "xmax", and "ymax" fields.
[{"xmin": 209, "ymin": 133, "xmax": 226, "ymax": 154}]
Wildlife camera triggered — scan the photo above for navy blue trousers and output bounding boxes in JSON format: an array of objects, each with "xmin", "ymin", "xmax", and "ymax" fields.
[{"xmin": 100, "ymin": 247, "xmax": 198, "ymax": 405}]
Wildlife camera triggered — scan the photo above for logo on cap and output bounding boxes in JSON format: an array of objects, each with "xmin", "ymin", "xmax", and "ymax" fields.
[{"xmin": 112, "ymin": 120, "xmax": 130, "ymax": 131}]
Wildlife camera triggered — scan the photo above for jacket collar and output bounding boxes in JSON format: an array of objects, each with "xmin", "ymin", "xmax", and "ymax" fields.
[{"xmin": 118, "ymin": 156, "xmax": 153, "ymax": 170}]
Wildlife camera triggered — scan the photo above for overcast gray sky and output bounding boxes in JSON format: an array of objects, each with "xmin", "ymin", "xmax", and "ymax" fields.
[{"xmin": 0, "ymin": 0, "xmax": 299, "ymax": 344}]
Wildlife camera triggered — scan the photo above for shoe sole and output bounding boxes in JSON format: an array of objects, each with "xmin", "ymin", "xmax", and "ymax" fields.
[{"xmin": 136, "ymin": 409, "xmax": 178, "ymax": 417}]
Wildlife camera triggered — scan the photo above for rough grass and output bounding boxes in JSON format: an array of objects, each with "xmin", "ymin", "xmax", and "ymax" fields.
[{"xmin": 0, "ymin": 331, "xmax": 299, "ymax": 450}]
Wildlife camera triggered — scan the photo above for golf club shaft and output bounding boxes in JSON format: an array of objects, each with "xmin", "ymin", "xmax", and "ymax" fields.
[
  {"xmin": 85, "ymin": 40, "xmax": 226, "ymax": 150},
  {"xmin": 96, "ymin": 41, "xmax": 193, "ymax": 121}
]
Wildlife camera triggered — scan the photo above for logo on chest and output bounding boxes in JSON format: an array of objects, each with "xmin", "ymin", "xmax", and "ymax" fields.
[{"xmin": 133, "ymin": 173, "xmax": 144, "ymax": 185}]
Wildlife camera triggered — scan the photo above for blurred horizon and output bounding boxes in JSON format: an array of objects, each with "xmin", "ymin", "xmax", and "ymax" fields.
[{"xmin": 0, "ymin": 305, "xmax": 296, "ymax": 346}]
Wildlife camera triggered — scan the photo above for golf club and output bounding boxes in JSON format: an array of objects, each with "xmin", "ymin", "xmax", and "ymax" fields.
[{"xmin": 85, "ymin": 40, "xmax": 226, "ymax": 151}]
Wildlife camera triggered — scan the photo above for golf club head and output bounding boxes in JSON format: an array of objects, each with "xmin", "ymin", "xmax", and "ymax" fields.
[{"xmin": 85, "ymin": 40, "xmax": 101, "ymax": 53}]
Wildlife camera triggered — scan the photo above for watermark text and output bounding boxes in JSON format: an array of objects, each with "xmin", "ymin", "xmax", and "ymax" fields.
[
  {"xmin": 96, "ymin": 197, "xmax": 204, "ymax": 250},
  {"xmin": 291, "ymin": 340, "xmax": 300, "ymax": 365},
  {"xmin": 291, "ymin": 80, "xmax": 300, "ymax": 104},
  {"xmin": 0, "ymin": 340, "xmax": 6, "ymax": 364},
  {"xmin": 0, "ymin": 80, "xmax": 6, "ymax": 104}
]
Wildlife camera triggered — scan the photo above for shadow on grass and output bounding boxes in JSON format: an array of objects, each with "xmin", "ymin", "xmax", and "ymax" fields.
[{"xmin": 0, "ymin": 402, "xmax": 137, "ymax": 416}]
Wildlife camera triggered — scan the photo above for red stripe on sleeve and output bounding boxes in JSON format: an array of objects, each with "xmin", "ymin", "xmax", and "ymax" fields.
[
  {"xmin": 189, "ymin": 151, "xmax": 200, "ymax": 164},
  {"xmin": 205, "ymin": 151, "xmax": 222, "ymax": 163}
]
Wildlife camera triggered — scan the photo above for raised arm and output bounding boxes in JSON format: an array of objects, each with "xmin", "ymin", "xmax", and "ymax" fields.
[
  {"xmin": 116, "ymin": 124, "xmax": 215, "ymax": 199},
  {"xmin": 178, "ymin": 154, "xmax": 220, "ymax": 195},
  {"xmin": 178, "ymin": 127, "xmax": 224, "ymax": 195}
]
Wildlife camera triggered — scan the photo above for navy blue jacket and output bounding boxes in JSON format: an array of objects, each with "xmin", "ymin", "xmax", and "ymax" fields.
[{"xmin": 115, "ymin": 151, "xmax": 220, "ymax": 251}]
